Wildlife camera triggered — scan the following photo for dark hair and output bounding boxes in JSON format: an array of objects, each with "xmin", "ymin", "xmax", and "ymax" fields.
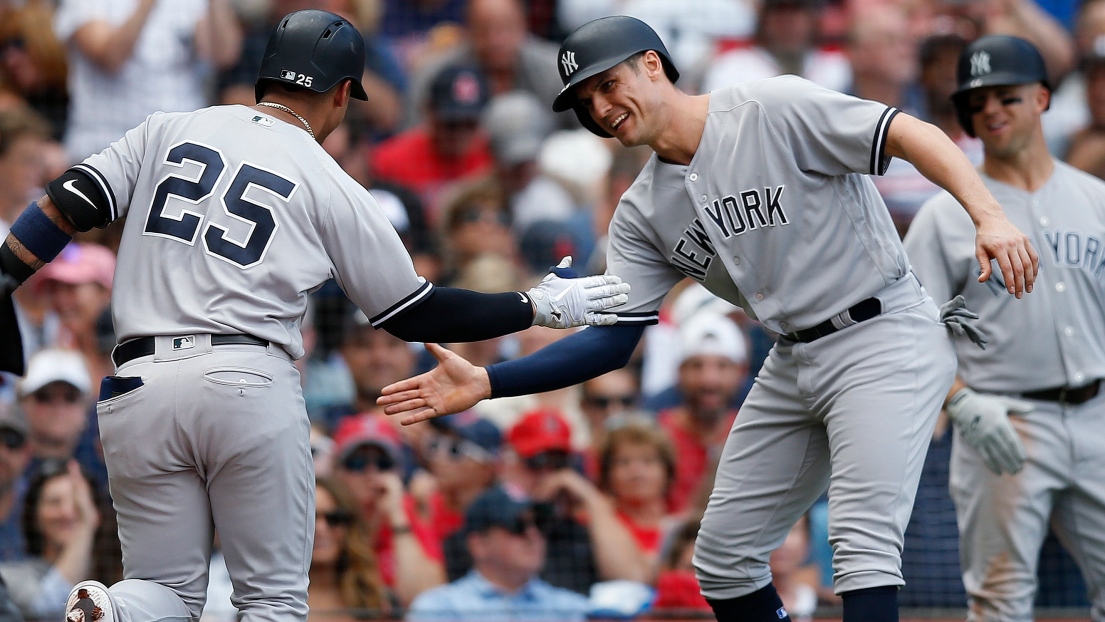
[
  {"xmin": 21, "ymin": 459, "xmax": 123, "ymax": 583},
  {"xmin": 623, "ymin": 51, "xmax": 646, "ymax": 74},
  {"xmin": 662, "ymin": 517, "xmax": 701, "ymax": 570}
]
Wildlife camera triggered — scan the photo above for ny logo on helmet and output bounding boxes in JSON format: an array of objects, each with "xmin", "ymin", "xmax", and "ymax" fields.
[
  {"xmin": 970, "ymin": 51, "xmax": 991, "ymax": 77},
  {"xmin": 561, "ymin": 50, "xmax": 578, "ymax": 77}
]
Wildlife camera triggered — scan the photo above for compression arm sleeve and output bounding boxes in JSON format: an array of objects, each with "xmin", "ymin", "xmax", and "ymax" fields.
[
  {"xmin": 380, "ymin": 287, "xmax": 533, "ymax": 343},
  {"xmin": 486, "ymin": 325, "xmax": 645, "ymax": 398}
]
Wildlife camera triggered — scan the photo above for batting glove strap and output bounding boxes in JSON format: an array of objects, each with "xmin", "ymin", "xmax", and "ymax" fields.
[
  {"xmin": 945, "ymin": 387, "xmax": 1031, "ymax": 475},
  {"xmin": 527, "ymin": 265, "xmax": 630, "ymax": 329}
]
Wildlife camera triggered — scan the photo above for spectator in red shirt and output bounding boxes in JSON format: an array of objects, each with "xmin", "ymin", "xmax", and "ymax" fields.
[
  {"xmin": 370, "ymin": 64, "xmax": 493, "ymax": 223},
  {"xmin": 423, "ymin": 413, "xmax": 503, "ymax": 542},
  {"xmin": 653, "ymin": 517, "xmax": 711, "ymax": 612},
  {"xmin": 331, "ymin": 414, "xmax": 445, "ymax": 606},
  {"xmin": 596, "ymin": 419, "xmax": 677, "ymax": 578},
  {"xmin": 657, "ymin": 313, "xmax": 749, "ymax": 513}
]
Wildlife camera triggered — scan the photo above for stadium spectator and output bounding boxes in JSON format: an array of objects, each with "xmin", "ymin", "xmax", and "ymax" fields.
[
  {"xmin": 0, "ymin": 106, "xmax": 51, "ymax": 239},
  {"xmin": 310, "ymin": 424, "xmax": 336, "ymax": 481},
  {"xmin": 378, "ymin": 0, "xmax": 466, "ymax": 76},
  {"xmin": 578, "ymin": 368, "xmax": 642, "ymax": 474},
  {"xmin": 596, "ymin": 420, "xmax": 677, "ymax": 577},
  {"xmin": 0, "ymin": 3, "xmax": 68, "ymax": 140},
  {"xmin": 653, "ymin": 517, "xmax": 710, "ymax": 612},
  {"xmin": 657, "ymin": 313, "xmax": 748, "ymax": 513},
  {"xmin": 424, "ymin": 414, "xmax": 502, "ymax": 545},
  {"xmin": 331, "ymin": 414, "xmax": 444, "ymax": 607},
  {"xmin": 310, "ymin": 477, "xmax": 395, "ymax": 619},
  {"xmin": 16, "ymin": 349, "xmax": 106, "ymax": 493},
  {"xmin": 480, "ymin": 92, "xmax": 557, "ymax": 227},
  {"xmin": 701, "ymin": 0, "xmax": 851, "ymax": 94},
  {"xmin": 0, "ymin": 459, "xmax": 119, "ymax": 621},
  {"xmin": 444, "ymin": 254, "xmax": 522, "ymax": 369},
  {"xmin": 408, "ymin": 484, "xmax": 590, "ymax": 622},
  {"xmin": 770, "ymin": 514, "xmax": 819, "ymax": 622},
  {"xmin": 409, "ymin": 0, "xmax": 566, "ymax": 129},
  {"xmin": 0, "ymin": 406, "xmax": 29, "ymax": 562},
  {"xmin": 372, "ymin": 64, "xmax": 493, "ymax": 223},
  {"xmin": 438, "ymin": 178, "xmax": 518, "ymax": 286},
  {"xmin": 35, "ymin": 243, "xmax": 114, "ymax": 383},
  {"xmin": 53, "ymin": 0, "xmax": 242, "ymax": 162}
]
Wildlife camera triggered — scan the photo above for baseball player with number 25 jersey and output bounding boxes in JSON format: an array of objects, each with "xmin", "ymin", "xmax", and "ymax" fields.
[
  {"xmin": 376, "ymin": 15, "xmax": 1039, "ymax": 622},
  {"xmin": 906, "ymin": 36, "xmax": 1105, "ymax": 622},
  {"xmin": 0, "ymin": 9, "xmax": 630, "ymax": 622}
]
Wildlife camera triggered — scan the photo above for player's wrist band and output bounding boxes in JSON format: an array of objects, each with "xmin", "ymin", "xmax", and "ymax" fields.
[{"xmin": 9, "ymin": 201, "xmax": 72, "ymax": 263}]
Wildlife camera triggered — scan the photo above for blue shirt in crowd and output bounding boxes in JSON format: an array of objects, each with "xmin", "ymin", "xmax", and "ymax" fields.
[{"xmin": 406, "ymin": 570, "xmax": 589, "ymax": 622}]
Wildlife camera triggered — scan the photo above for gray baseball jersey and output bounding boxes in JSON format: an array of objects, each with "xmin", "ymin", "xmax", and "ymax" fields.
[
  {"xmin": 82, "ymin": 105, "xmax": 431, "ymax": 359},
  {"xmin": 73, "ymin": 105, "xmax": 435, "ymax": 621},
  {"xmin": 607, "ymin": 76, "xmax": 959, "ymax": 600},
  {"xmin": 904, "ymin": 161, "xmax": 1105, "ymax": 621},
  {"xmin": 607, "ymin": 75, "xmax": 908, "ymax": 333}
]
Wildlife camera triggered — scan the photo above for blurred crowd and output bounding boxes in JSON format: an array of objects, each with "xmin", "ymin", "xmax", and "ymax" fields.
[{"xmin": 0, "ymin": 0, "xmax": 1099, "ymax": 619}]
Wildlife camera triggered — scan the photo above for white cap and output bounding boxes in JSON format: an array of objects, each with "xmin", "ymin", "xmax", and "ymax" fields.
[
  {"xmin": 18, "ymin": 349, "xmax": 92, "ymax": 397},
  {"xmin": 671, "ymin": 283, "xmax": 740, "ymax": 326},
  {"xmin": 678, "ymin": 313, "xmax": 747, "ymax": 365}
]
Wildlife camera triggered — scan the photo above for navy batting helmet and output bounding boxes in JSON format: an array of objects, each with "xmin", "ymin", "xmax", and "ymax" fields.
[
  {"xmin": 552, "ymin": 16, "xmax": 679, "ymax": 138},
  {"xmin": 255, "ymin": 10, "xmax": 369, "ymax": 103},
  {"xmin": 951, "ymin": 35, "xmax": 1050, "ymax": 137}
]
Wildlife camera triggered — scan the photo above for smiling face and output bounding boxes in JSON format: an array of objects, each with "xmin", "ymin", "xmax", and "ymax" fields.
[
  {"xmin": 36, "ymin": 474, "xmax": 78, "ymax": 550},
  {"xmin": 573, "ymin": 52, "xmax": 668, "ymax": 146},
  {"xmin": 965, "ymin": 83, "xmax": 1049, "ymax": 158}
]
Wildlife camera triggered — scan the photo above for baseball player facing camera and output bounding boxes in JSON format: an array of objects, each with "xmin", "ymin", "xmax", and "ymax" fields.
[
  {"xmin": 377, "ymin": 15, "xmax": 1040, "ymax": 622},
  {"xmin": 905, "ymin": 35, "xmax": 1105, "ymax": 622},
  {"xmin": 0, "ymin": 9, "xmax": 630, "ymax": 622}
]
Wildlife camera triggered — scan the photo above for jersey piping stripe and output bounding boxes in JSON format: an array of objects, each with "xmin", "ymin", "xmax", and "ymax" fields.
[
  {"xmin": 869, "ymin": 107, "xmax": 900, "ymax": 177},
  {"xmin": 72, "ymin": 164, "xmax": 118, "ymax": 221},
  {"xmin": 368, "ymin": 279, "xmax": 434, "ymax": 326},
  {"xmin": 613, "ymin": 311, "xmax": 660, "ymax": 325}
]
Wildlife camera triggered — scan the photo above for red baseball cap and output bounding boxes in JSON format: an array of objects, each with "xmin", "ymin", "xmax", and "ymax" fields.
[
  {"xmin": 507, "ymin": 409, "xmax": 572, "ymax": 458},
  {"xmin": 332, "ymin": 414, "xmax": 401, "ymax": 462},
  {"xmin": 38, "ymin": 243, "xmax": 115, "ymax": 290}
]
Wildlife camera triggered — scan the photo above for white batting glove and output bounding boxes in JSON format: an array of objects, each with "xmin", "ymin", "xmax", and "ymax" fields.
[
  {"xmin": 945, "ymin": 387, "xmax": 1032, "ymax": 475},
  {"xmin": 527, "ymin": 257, "xmax": 631, "ymax": 329}
]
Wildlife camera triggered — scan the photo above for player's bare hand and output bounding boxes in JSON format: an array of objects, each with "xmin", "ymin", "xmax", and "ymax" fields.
[
  {"xmin": 974, "ymin": 215, "xmax": 1038, "ymax": 298},
  {"xmin": 376, "ymin": 343, "xmax": 491, "ymax": 425},
  {"xmin": 527, "ymin": 257, "xmax": 630, "ymax": 329}
]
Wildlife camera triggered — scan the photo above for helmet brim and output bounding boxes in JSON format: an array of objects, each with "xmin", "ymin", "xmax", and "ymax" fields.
[{"xmin": 952, "ymin": 71, "xmax": 1050, "ymax": 98}]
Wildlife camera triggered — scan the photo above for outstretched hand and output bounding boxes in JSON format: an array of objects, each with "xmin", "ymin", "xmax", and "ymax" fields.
[
  {"xmin": 975, "ymin": 215, "xmax": 1038, "ymax": 298},
  {"xmin": 376, "ymin": 343, "xmax": 491, "ymax": 425}
]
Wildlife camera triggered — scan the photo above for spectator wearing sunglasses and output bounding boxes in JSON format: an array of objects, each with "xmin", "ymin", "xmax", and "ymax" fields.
[
  {"xmin": 424, "ymin": 414, "xmax": 503, "ymax": 543},
  {"xmin": 488, "ymin": 410, "xmax": 646, "ymax": 594},
  {"xmin": 310, "ymin": 477, "xmax": 394, "ymax": 620},
  {"xmin": 407, "ymin": 484, "xmax": 590, "ymax": 622},
  {"xmin": 16, "ymin": 349, "xmax": 106, "ymax": 492},
  {"xmin": 658, "ymin": 313, "xmax": 749, "ymax": 514},
  {"xmin": 578, "ymin": 368, "xmax": 642, "ymax": 478},
  {"xmin": 331, "ymin": 415, "xmax": 444, "ymax": 606},
  {"xmin": 0, "ymin": 407, "xmax": 30, "ymax": 561},
  {"xmin": 438, "ymin": 178, "xmax": 519, "ymax": 287}
]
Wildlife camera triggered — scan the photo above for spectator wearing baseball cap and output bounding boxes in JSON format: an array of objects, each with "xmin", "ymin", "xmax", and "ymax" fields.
[
  {"xmin": 331, "ymin": 414, "xmax": 445, "ymax": 606},
  {"xmin": 16, "ymin": 349, "xmax": 107, "ymax": 493},
  {"xmin": 407, "ymin": 484, "xmax": 590, "ymax": 622},
  {"xmin": 658, "ymin": 313, "xmax": 750, "ymax": 513},
  {"xmin": 0, "ymin": 404, "xmax": 30, "ymax": 561},
  {"xmin": 424, "ymin": 413, "xmax": 503, "ymax": 540},
  {"xmin": 35, "ymin": 243, "xmax": 116, "ymax": 383},
  {"xmin": 440, "ymin": 409, "xmax": 647, "ymax": 594},
  {"xmin": 371, "ymin": 63, "xmax": 494, "ymax": 223}
]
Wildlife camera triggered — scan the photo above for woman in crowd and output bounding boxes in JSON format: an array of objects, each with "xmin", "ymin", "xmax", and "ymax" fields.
[
  {"xmin": 310, "ymin": 478, "xmax": 394, "ymax": 620},
  {"xmin": 0, "ymin": 459, "xmax": 119, "ymax": 620}
]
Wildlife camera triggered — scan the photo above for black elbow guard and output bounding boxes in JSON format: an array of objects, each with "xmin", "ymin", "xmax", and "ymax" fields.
[{"xmin": 45, "ymin": 167, "xmax": 113, "ymax": 232}]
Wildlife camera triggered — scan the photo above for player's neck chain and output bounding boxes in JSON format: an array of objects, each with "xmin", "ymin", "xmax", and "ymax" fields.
[{"xmin": 257, "ymin": 102, "xmax": 315, "ymax": 140}]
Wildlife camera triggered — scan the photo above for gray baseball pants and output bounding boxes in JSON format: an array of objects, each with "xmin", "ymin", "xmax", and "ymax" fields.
[
  {"xmin": 695, "ymin": 275, "xmax": 956, "ymax": 599},
  {"xmin": 96, "ymin": 335, "xmax": 314, "ymax": 622}
]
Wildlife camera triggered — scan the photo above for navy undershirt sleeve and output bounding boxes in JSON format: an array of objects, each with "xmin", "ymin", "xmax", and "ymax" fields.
[
  {"xmin": 380, "ymin": 287, "xmax": 533, "ymax": 343},
  {"xmin": 486, "ymin": 325, "xmax": 645, "ymax": 398}
]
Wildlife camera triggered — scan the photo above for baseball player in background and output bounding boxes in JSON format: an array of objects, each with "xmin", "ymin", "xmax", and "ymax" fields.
[
  {"xmin": 905, "ymin": 35, "xmax": 1105, "ymax": 622},
  {"xmin": 377, "ymin": 15, "xmax": 1039, "ymax": 622},
  {"xmin": 0, "ymin": 9, "xmax": 630, "ymax": 622}
]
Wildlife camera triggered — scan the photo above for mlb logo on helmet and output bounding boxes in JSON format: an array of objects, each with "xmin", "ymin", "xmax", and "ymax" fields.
[{"xmin": 280, "ymin": 69, "xmax": 297, "ymax": 80}]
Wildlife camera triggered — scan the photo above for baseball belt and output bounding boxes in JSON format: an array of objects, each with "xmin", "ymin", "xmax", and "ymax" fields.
[
  {"xmin": 1020, "ymin": 379, "xmax": 1101, "ymax": 405},
  {"xmin": 784, "ymin": 297, "xmax": 882, "ymax": 343},
  {"xmin": 112, "ymin": 333, "xmax": 269, "ymax": 367}
]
